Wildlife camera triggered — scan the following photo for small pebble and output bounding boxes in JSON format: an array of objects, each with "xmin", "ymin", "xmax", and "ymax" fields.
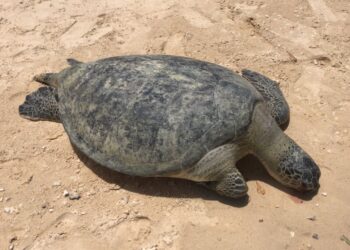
[
  {"xmin": 290, "ymin": 231, "xmax": 295, "ymax": 238},
  {"xmin": 259, "ymin": 218, "xmax": 264, "ymax": 223},
  {"xmin": 321, "ymin": 192, "xmax": 327, "ymax": 197},
  {"xmin": 68, "ymin": 192, "xmax": 81, "ymax": 200},
  {"xmin": 49, "ymin": 208, "xmax": 54, "ymax": 213},
  {"xmin": 312, "ymin": 233, "xmax": 319, "ymax": 240},
  {"xmin": 52, "ymin": 181, "xmax": 61, "ymax": 187},
  {"xmin": 0, "ymin": 187, "xmax": 5, "ymax": 192},
  {"xmin": 315, "ymin": 203, "xmax": 319, "ymax": 207},
  {"xmin": 307, "ymin": 216, "xmax": 316, "ymax": 221},
  {"xmin": 9, "ymin": 244, "xmax": 14, "ymax": 250},
  {"xmin": 4, "ymin": 207, "xmax": 18, "ymax": 214},
  {"xmin": 63, "ymin": 190, "xmax": 69, "ymax": 197},
  {"xmin": 9, "ymin": 235, "xmax": 17, "ymax": 243}
]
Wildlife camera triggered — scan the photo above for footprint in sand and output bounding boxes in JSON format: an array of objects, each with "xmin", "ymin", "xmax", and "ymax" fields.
[
  {"xmin": 293, "ymin": 66, "xmax": 332, "ymax": 103},
  {"xmin": 59, "ymin": 19, "xmax": 113, "ymax": 49},
  {"xmin": 307, "ymin": 0, "xmax": 339, "ymax": 22},
  {"xmin": 182, "ymin": 8, "xmax": 214, "ymax": 29}
]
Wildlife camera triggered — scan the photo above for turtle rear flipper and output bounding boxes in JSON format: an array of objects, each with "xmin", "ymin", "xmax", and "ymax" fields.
[
  {"xmin": 67, "ymin": 58, "xmax": 83, "ymax": 66},
  {"xmin": 19, "ymin": 86, "xmax": 60, "ymax": 122},
  {"xmin": 32, "ymin": 59, "xmax": 82, "ymax": 87},
  {"xmin": 33, "ymin": 73, "xmax": 59, "ymax": 88},
  {"xmin": 242, "ymin": 69, "xmax": 290, "ymax": 129}
]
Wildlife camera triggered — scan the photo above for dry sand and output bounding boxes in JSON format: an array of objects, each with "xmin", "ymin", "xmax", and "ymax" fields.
[{"xmin": 0, "ymin": 0, "xmax": 349, "ymax": 249}]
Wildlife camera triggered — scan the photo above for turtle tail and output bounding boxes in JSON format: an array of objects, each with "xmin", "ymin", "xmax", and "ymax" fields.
[
  {"xmin": 19, "ymin": 86, "xmax": 60, "ymax": 122},
  {"xmin": 66, "ymin": 58, "xmax": 83, "ymax": 66}
]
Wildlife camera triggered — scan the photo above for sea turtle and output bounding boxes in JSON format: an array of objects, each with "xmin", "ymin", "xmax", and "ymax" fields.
[{"xmin": 19, "ymin": 55, "xmax": 320, "ymax": 198}]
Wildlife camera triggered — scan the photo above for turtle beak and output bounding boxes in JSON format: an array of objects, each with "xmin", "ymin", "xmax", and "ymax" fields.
[
  {"xmin": 280, "ymin": 154, "xmax": 321, "ymax": 192},
  {"xmin": 297, "ymin": 156, "xmax": 321, "ymax": 191}
]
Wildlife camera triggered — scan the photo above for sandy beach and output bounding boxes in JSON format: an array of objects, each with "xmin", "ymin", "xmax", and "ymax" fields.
[{"xmin": 0, "ymin": 0, "xmax": 349, "ymax": 249}]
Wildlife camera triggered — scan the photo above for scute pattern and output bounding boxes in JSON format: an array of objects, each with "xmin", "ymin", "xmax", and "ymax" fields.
[{"xmin": 57, "ymin": 55, "xmax": 262, "ymax": 176}]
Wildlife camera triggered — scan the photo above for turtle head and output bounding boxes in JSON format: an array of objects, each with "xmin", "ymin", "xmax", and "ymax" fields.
[
  {"xmin": 249, "ymin": 104, "xmax": 321, "ymax": 192},
  {"xmin": 276, "ymin": 144, "xmax": 321, "ymax": 191},
  {"xmin": 19, "ymin": 87, "xmax": 60, "ymax": 122}
]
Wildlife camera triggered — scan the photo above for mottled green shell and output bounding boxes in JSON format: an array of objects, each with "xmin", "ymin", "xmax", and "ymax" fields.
[{"xmin": 57, "ymin": 55, "xmax": 263, "ymax": 176}]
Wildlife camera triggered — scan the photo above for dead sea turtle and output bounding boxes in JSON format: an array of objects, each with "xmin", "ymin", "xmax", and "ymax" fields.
[{"xmin": 19, "ymin": 55, "xmax": 320, "ymax": 198}]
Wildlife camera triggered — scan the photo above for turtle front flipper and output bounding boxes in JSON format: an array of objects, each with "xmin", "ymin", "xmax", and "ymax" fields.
[
  {"xmin": 202, "ymin": 168, "xmax": 248, "ymax": 198},
  {"xmin": 19, "ymin": 86, "xmax": 60, "ymax": 122},
  {"xmin": 171, "ymin": 144, "xmax": 248, "ymax": 198},
  {"xmin": 242, "ymin": 69, "xmax": 290, "ymax": 130}
]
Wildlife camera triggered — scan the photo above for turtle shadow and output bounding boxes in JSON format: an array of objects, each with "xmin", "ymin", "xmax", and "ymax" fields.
[
  {"xmin": 237, "ymin": 155, "xmax": 319, "ymax": 201},
  {"xmin": 73, "ymin": 146, "xmax": 249, "ymax": 208},
  {"xmin": 73, "ymin": 146, "xmax": 318, "ymax": 206}
]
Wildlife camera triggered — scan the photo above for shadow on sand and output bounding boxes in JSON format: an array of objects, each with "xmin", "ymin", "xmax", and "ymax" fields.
[
  {"xmin": 73, "ymin": 146, "xmax": 318, "ymax": 208},
  {"xmin": 237, "ymin": 155, "xmax": 319, "ymax": 201}
]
